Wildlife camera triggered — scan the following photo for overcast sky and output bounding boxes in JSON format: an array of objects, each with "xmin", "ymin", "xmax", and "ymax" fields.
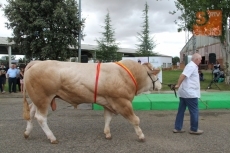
[{"xmin": 0, "ymin": 0, "xmax": 189, "ymax": 58}]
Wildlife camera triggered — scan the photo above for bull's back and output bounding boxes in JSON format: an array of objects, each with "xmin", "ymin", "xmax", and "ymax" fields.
[{"xmin": 24, "ymin": 61, "xmax": 135, "ymax": 104}]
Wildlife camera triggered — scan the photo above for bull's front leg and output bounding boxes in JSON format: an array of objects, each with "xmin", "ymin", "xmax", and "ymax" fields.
[
  {"xmin": 131, "ymin": 114, "xmax": 145, "ymax": 142},
  {"xmin": 103, "ymin": 108, "xmax": 113, "ymax": 139},
  {"xmin": 118, "ymin": 102, "xmax": 145, "ymax": 142}
]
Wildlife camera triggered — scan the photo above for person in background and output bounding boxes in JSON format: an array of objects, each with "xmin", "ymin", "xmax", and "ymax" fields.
[
  {"xmin": 0, "ymin": 63, "xmax": 7, "ymax": 93},
  {"xmin": 198, "ymin": 70, "xmax": 204, "ymax": 81},
  {"xmin": 16, "ymin": 66, "xmax": 21, "ymax": 92},
  {"xmin": 173, "ymin": 53, "xmax": 203, "ymax": 135},
  {"xmin": 213, "ymin": 60, "xmax": 220, "ymax": 81},
  {"xmin": 19, "ymin": 67, "xmax": 25, "ymax": 93},
  {"xmin": 6, "ymin": 64, "xmax": 19, "ymax": 93},
  {"xmin": 138, "ymin": 60, "xmax": 141, "ymax": 64},
  {"xmin": 177, "ymin": 62, "xmax": 180, "ymax": 69}
]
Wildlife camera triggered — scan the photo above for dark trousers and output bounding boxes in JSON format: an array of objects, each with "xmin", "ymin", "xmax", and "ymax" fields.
[
  {"xmin": 0, "ymin": 77, "xmax": 3, "ymax": 92},
  {"xmin": 175, "ymin": 97, "xmax": 199, "ymax": 131},
  {"xmin": 8, "ymin": 77, "xmax": 17, "ymax": 93},
  {"xmin": 17, "ymin": 78, "xmax": 21, "ymax": 91}
]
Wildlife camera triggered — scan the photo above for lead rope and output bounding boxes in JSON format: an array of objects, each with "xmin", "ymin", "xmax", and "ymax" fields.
[
  {"xmin": 115, "ymin": 62, "xmax": 137, "ymax": 95},
  {"xmin": 94, "ymin": 63, "xmax": 101, "ymax": 103}
]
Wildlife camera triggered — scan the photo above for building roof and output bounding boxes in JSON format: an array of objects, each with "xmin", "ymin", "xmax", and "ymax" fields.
[
  {"xmin": 0, "ymin": 37, "xmax": 137, "ymax": 54},
  {"xmin": 0, "ymin": 37, "xmax": 14, "ymax": 46},
  {"xmin": 70, "ymin": 43, "xmax": 137, "ymax": 54},
  {"xmin": 180, "ymin": 35, "xmax": 221, "ymax": 54},
  {"xmin": 0, "ymin": 37, "xmax": 172, "ymax": 57}
]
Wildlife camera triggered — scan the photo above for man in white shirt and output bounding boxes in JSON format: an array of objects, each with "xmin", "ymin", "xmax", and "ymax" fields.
[
  {"xmin": 173, "ymin": 53, "xmax": 203, "ymax": 135},
  {"xmin": 7, "ymin": 64, "xmax": 19, "ymax": 93}
]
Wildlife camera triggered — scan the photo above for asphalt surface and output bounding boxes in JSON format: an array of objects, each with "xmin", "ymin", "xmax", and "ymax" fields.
[{"xmin": 1, "ymin": 93, "xmax": 230, "ymax": 153}]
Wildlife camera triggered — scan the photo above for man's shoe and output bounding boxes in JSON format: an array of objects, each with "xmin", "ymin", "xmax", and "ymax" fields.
[
  {"xmin": 173, "ymin": 129, "xmax": 185, "ymax": 133},
  {"xmin": 189, "ymin": 129, "xmax": 203, "ymax": 135},
  {"xmin": 1, "ymin": 91, "xmax": 5, "ymax": 94}
]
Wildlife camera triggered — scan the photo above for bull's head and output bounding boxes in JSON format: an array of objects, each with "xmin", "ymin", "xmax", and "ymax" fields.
[
  {"xmin": 142, "ymin": 63, "xmax": 160, "ymax": 75},
  {"xmin": 142, "ymin": 63, "xmax": 161, "ymax": 92}
]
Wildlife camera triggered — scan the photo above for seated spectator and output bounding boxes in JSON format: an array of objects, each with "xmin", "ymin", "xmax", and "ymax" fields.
[
  {"xmin": 199, "ymin": 70, "xmax": 204, "ymax": 81},
  {"xmin": 217, "ymin": 70, "xmax": 225, "ymax": 83},
  {"xmin": 213, "ymin": 61, "xmax": 220, "ymax": 80}
]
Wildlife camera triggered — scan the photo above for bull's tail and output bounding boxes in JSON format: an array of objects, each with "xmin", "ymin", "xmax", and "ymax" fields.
[
  {"xmin": 23, "ymin": 87, "xmax": 30, "ymax": 120},
  {"xmin": 22, "ymin": 61, "xmax": 41, "ymax": 120},
  {"xmin": 23, "ymin": 60, "xmax": 42, "ymax": 120}
]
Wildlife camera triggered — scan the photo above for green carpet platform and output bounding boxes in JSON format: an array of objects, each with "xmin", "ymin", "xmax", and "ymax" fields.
[{"xmin": 93, "ymin": 91, "xmax": 230, "ymax": 110}]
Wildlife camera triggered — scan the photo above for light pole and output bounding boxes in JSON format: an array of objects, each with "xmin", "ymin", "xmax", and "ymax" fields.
[{"xmin": 78, "ymin": 0, "xmax": 81, "ymax": 62}]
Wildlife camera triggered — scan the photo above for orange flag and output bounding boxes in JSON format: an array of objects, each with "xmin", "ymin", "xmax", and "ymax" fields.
[{"xmin": 193, "ymin": 10, "xmax": 222, "ymax": 36}]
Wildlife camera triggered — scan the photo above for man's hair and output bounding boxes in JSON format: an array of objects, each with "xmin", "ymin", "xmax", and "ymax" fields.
[{"xmin": 192, "ymin": 53, "xmax": 201, "ymax": 61}]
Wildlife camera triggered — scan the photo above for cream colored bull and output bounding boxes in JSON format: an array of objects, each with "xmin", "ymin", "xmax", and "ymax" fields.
[{"xmin": 23, "ymin": 59, "xmax": 160, "ymax": 144}]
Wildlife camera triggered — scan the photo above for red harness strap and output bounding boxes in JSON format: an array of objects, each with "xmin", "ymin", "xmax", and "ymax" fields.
[
  {"xmin": 115, "ymin": 62, "xmax": 137, "ymax": 94},
  {"xmin": 94, "ymin": 63, "xmax": 101, "ymax": 103}
]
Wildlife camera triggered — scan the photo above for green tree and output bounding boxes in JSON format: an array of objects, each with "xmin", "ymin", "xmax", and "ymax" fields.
[
  {"xmin": 95, "ymin": 11, "xmax": 119, "ymax": 62},
  {"xmin": 136, "ymin": 2, "xmax": 157, "ymax": 57},
  {"xmin": 172, "ymin": 56, "xmax": 180, "ymax": 65},
  {"xmin": 3, "ymin": 0, "xmax": 84, "ymax": 61},
  {"xmin": 18, "ymin": 57, "xmax": 26, "ymax": 63},
  {"xmin": 0, "ymin": 55, "xmax": 16, "ymax": 67},
  {"xmin": 0, "ymin": 55, "xmax": 16, "ymax": 60}
]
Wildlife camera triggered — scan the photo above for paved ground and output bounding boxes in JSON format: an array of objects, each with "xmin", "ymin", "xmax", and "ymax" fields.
[{"xmin": 1, "ymin": 94, "xmax": 230, "ymax": 153}]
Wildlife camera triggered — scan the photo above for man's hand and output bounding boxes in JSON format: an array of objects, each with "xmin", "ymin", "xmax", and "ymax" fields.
[
  {"xmin": 168, "ymin": 84, "xmax": 178, "ymax": 98},
  {"xmin": 168, "ymin": 84, "xmax": 176, "ymax": 90},
  {"xmin": 174, "ymin": 84, "xmax": 179, "ymax": 89}
]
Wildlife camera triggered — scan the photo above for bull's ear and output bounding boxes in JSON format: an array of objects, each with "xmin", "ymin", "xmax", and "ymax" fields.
[
  {"xmin": 152, "ymin": 69, "xmax": 160, "ymax": 75},
  {"xmin": 142, "ymin": 63, "xmax": 154, "ymax": 70}
]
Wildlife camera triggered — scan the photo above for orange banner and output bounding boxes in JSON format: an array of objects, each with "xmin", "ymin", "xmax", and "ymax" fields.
[{"xmin": 193, "ymin": 10, "xmax": 222, "ymax": 36}]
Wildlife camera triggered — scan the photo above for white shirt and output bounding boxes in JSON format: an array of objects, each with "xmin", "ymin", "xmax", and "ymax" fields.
[
  {"xmin": 178, "ymin": 61, "xmax": 200, "ymax": 98},
  {"xmin": 7, "ymin": 68, "xmax": 19, "ymax": 78}
]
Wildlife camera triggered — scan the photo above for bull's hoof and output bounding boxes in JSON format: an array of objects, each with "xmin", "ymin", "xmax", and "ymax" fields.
[
  {"xmin": 51, "ymin": 140, "xmax": 59, "ymax": 144},
  {"xmin": 105, "ymin": 133, "xmax": 112, "ymax": 140},
  {"xmin": 138, "ymin": 134, "xmax": 145, "ymax": 142},
  {"xmin": 105, "ymin": 136, "xmax": 112, "ymax": 140},
  {"xmin": 138, "ymin": 138, "xmax": 146, "ymax": 142},
  {"xmin": 24, "ymin": 133, "xmax": 29, "ymax": 139}
]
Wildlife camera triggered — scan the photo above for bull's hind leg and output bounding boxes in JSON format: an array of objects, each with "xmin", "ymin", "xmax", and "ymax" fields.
[
  {"xmin": 118, "ymin": 102, "xmax": 145, "ymax": 141},
  {"xmin": 24, "ymin": 103, "xmax": 36, "ymax": 138},
  {"xmin": 35, "ymin": 107, "xmax": 58, "ymax": 144},
  {"xmin": 103, "ymin": 108, "xmax": 113, "ymax": 139}
]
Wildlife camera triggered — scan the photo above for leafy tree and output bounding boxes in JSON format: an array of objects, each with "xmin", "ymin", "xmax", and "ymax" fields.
[
  {"xmin": 95, "ymin": 11, "xmax": 119, "ymax": 62},
  {"xmin": 0, "ymin": 55, "xmax": 16, "ymax": 60},
  {"xmin": 18, "ymin": 57, "xmax": 26, "ymax": 63},
  {"xmin": 3, "ymin": 0, "xmax": 84, "ymax": 61},
  {"xmin": 136, "ymin": 2, "xmax": 157, "ymax": 57},
  {"xmin": 0, "ymin": 55, "xmax": 16, "ymax": 67},
  {"xmin": 172, "ymin": 56, "xmax": 180, "ymax": 65},
  {"xmin": 116, "ymin": 52, "xmax": 123, "ymax": 61}
]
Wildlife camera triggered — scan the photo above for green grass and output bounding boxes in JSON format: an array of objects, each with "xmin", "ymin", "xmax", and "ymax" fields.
[
  {"xmin": 3, "ymin": 83, "xmax": 8, "ymax": 92},
  {"xmin": 3, "ymin": 82, "xmax": 20, "ymax": 92},
  {"xmin": 162, "ymin": 70, "xmax": 230, "ymax": 91}
]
